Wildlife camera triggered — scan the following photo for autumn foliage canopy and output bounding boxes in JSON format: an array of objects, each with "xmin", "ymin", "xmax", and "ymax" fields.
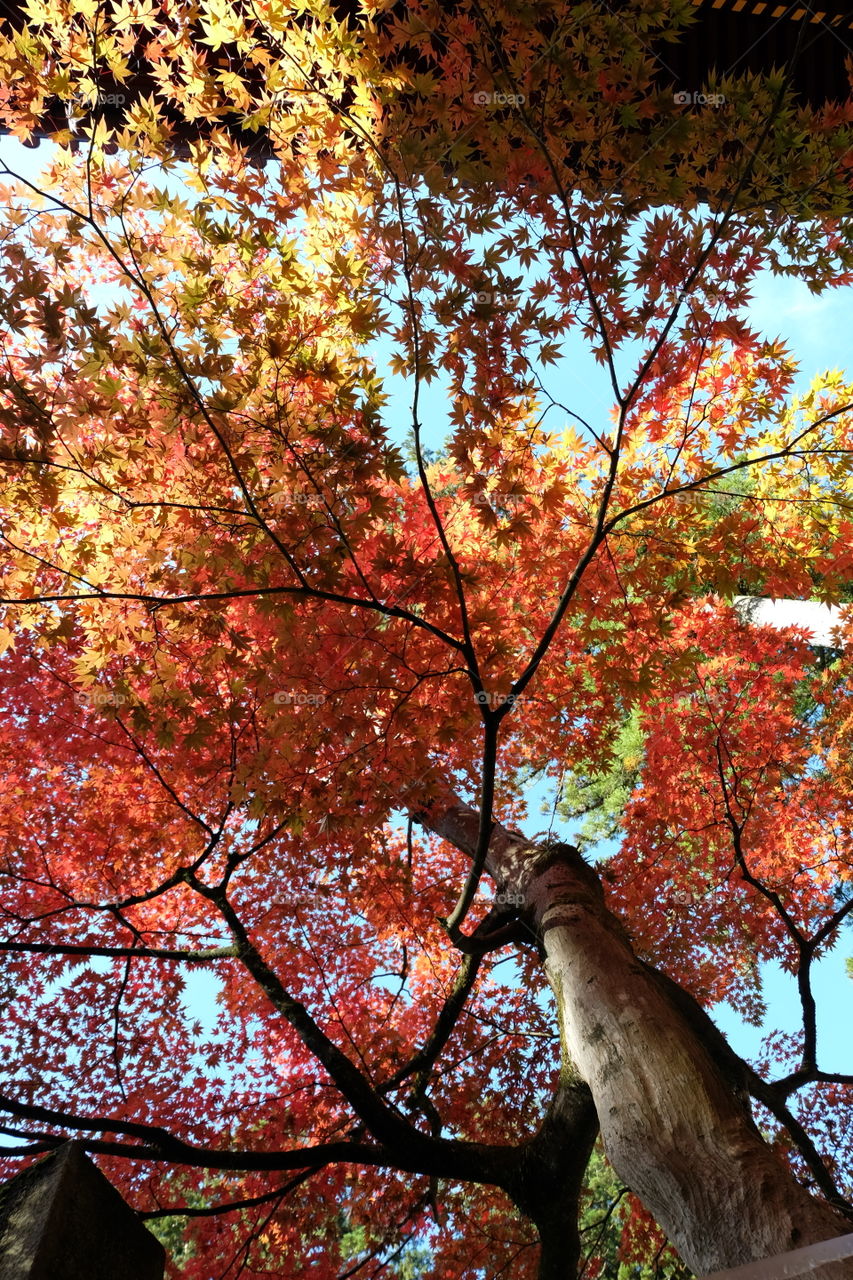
[{"xmin": 1, "ymin": 0, "xmax": 853, "ymax": 1276}]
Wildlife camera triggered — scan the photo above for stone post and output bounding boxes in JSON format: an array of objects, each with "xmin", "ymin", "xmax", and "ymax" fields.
[{"xmin": 0, "ymin": 1141, "xmax": 165, "ymax": 1279}]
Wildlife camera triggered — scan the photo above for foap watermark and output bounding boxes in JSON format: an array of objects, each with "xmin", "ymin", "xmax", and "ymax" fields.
[
  {"xmin": 470, "ymin": 490, "xmax": 527, "ymax": 512},
  {"xmin": 273, "ymin": 691, "xmax": 327, "ymax": 706},
  {"xmin": 65, "ymin": 91, "xmax": 126, "ymax": 127},
  {"xmin": 469, "ymin": 288, "xmax": 523, "ymax": 314},
  {"xmin": 474, "ymin": 690, "xmax": 525, "ymax": 710},
  {"xmin": 67, "ymin": 91, "xmax": 127, "ymax": 109},
  {"xmin": 74, "ymin": 688, "xmax": 129, "ymax": 710},
  {"xmin": 672, "ymin": 885, "xmax": 728, "ymax": 907},
  {"xmin": 662, "ymin": 286, "xmax": 728, "ymax": 312},
  {"xmin": 494, "ymin": 889, "xmax": 525, "ymax": 909},
  {"xmin": 279, "ymin": 490, "xmax": 327, "ymax": 509},
  {"xmin": 672, "ymin": 90, "xmax": 726, "ymax": 108},
  {"xmin": 472, "ymin": 91, "xmax": 525, "ymax": 107},
  {"xmin": 275, "ymin": 873, "xmax": 337, "ymax": 908}
]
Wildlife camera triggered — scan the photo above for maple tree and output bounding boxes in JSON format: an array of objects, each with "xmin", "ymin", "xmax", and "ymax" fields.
[{"xmin": 2, "ymin": 0, "xmax": 853, "ymax": 1276}]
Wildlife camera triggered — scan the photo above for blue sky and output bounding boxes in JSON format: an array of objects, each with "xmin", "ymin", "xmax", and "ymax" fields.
[{"xmin": 0, "ymin": 132, "xmax": 850, "ymax": 1097}]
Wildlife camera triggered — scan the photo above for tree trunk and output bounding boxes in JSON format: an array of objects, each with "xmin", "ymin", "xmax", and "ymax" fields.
[
  {"xmin": 505, "ymin": 1079, "xmax": 599, "ymax": 1280},
  {"xmin": 535, "ymin": 1227, "xmax": 579, "ymax": 1280},
  {"xmin": 416, "ymin": 800, "xmax": 853, "ymax": 1278}
]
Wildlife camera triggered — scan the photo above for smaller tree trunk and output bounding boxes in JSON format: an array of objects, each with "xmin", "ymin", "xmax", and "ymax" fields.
[
  {"xmin": 535, "ymin": 1227, "xmax": 578, "ymax": 1280},
  {"xmin": 504, "ymin": 1079, "xmax": 599, "ymax": 1280}
]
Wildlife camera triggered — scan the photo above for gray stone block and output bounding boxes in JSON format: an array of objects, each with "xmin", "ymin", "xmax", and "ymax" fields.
[{"xmin": 0, "ymin": 1142, "xmax": 165, "ymax": 1279}]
